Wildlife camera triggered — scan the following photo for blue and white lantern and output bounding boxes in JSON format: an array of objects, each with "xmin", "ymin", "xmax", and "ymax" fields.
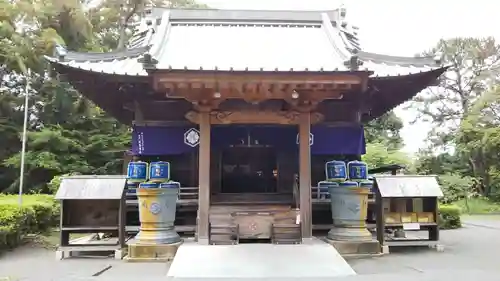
[
  {"xmin": 149, "ymin": 161, "xmax": 170, "ymax": 183},
  {"xmin": 126, "ymin": 181, "xmax": 139, "ymax": 194},
  {"xmin": 127, "ymin": 161, "xmax": 148, "ymax": 183},
  {"xmin": 159, "ymin": 181, "xmax": 181, "ymax": 189},
  {"xmin": 338, "ymin": 181, "xmax": 359, "ymax": 189},
  {"xmin": 347, "ymin": 161, "xmax": 368, "ymax": 182},
  {"xmin": 325, "ymin": 160, "xmax": 347, "ymax": 182},
  {"xmin": 139, "ymin": 182, "xmax": 160, "ymax": 189},
  {"xmin": 318, "ymin": 181, "xmax": 339, "ymax": 199}
]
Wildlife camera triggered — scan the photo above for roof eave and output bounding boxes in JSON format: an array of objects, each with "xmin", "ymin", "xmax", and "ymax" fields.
[
  {"xmin": 362, "ymin": 67, "xmax": 448, "ymax": 122},
  {"xmin": 358, "ymin": 51, "xmax": 441, "ymax": 68}
]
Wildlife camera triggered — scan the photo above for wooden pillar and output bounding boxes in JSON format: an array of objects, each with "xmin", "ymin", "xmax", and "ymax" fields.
[
  {"xmin": 197, "ymin": 110, "xmax": 211, "ymax": 244},
  {"xmin": 298, "ymin": 112, "xmax": 312, "ymax": 239}
]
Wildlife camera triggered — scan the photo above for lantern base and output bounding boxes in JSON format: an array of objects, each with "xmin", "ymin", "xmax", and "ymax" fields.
[
  {"xmin": 327, "ymin": 226, "xmax": 372, "ymax": 241},
  {"xmin": 135, "ymin": 227, "xmax": 181, "ymax": 245},
  {"xmin": 124, "ymin": 241, "xmax": 182, "ymax": 262},
  {"xmin": 325, "ymin": 238, "xmax": 381, "ymax": 258}
]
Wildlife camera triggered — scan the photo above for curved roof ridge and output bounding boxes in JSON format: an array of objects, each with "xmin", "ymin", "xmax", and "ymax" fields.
[
  {"xmin": 149, "ymin": 6, "xmax": 345, "ymax": 14},
  {"xmin": 320, "ymin": 12, "xmax": 351, "ymax": 61},
  {"xmin": 146, "ymin": 7, "xmax": 345, "ymax": 24},
  {"xmin": 357, "ymin": 51, "xmax": 440, "ymax": 67},
  {"xmin": 149, "ymin": 11, "xmax": 171, "ymax": 59},
  {"xmin": 50, "ymin": 45, "xmax": 150, "ymax": 62}
]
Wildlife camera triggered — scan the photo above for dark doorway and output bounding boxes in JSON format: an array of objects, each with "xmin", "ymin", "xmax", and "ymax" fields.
[{"xmin": 221, "ymin": 147, "xmax": 277, "ymax": 193}]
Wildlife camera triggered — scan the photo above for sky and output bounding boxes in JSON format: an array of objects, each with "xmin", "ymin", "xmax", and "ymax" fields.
[{"xmin": 197, "ymin": 0, "xmax": 500, "ymax": 155}]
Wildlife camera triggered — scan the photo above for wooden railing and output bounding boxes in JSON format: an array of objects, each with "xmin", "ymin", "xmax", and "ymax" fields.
[
  {"xmin": 292, "ymin": 174, "xmax": 300, "ymax": 208},
  {"xmin": 126, "ymin": 186, "xmax": 199, "ymax": 206},
  {"xmin": 311, "ymin": 186, "xmax": 329, "ymax": 200},
  {"xmin": 292, "ymin": 176, "xmax": 330, "ymax": 203},
  {"xmin": 178, "ymin": 186, "xmax": 199, "ymax": 202}
]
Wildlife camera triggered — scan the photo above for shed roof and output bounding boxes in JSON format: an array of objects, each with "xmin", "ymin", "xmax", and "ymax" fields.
[
  {"xmin": 373, "ymin": 175, "xmax": 444, "ymax": 198},
  {"xmin": 46, "ymin": 7, "xmax": 441, "ymax": 77},
  {"xmin": 55, "ymin": 175, "xmax": 127, "ymax": 200}
]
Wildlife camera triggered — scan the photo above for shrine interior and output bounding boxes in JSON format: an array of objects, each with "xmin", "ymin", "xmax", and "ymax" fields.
[{"xmin": 134, "ymin": 124, "xmax": 360, "ymax": 202}]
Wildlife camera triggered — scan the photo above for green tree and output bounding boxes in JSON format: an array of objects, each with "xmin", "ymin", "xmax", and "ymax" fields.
[
  {"xmin": 0, "ymin": 0, "xmax": 207, "ymax": 193},
  {"xmin": 409, "ymin": 37, "xmax": 500, "ymax": 197},
  {"xmin": 364, "ymin": 111, "xmax": 404, "ymax": 150},
  {"xmin": 410, "ymin": 37, "xmax": 500, "ymax": 149},
  {"xmin": 457, "ymin": 86, "xmax": 500, "ymax": 196},
  {"xmin": 362, "ymin": 142, "xmax": 410, "ymax": 169}
]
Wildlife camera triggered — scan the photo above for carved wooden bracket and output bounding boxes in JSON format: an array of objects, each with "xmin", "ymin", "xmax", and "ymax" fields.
[
  {"xmin": 185, "ymin": 110, "xmax": 324, "ymax": 125},
  {"xmin": 191, "ymin": 99, "xmax": 222, "ymax": 112},
  {"xmin": 286, "ymin": 99, "xmax": 321, "ymax": 113}
]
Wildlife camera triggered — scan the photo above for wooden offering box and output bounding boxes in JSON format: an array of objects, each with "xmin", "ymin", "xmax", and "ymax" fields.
[{"xmin": 373, "ymin": 175, "xmax": 443, "ymax": 248}]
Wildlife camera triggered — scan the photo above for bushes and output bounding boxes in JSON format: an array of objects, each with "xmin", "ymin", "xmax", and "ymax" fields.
[
  {"xmin": 0, "ymin": 194, "xmax": 58, "ymax": 250},
  {"xmin": 439, "ymin": 204, "xmax": 462, "ymax": 229},
  {"xmin": 437, "ymin": 174, "xmax": 476, "ymax": 204}
]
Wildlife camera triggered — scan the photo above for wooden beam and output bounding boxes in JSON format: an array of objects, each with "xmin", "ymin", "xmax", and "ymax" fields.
[
  {"xmin": 132, "ymin": 120, "xmax": 192, "ymax": 126},
  {"xmin": 153, "ymin": 72, "xmax": 364, "ymax": 88},
  {"xmin": 164, "ymin": 86, "xmax": 344, "ymax": 104},
  {"xmin": 185, "ymin": 110, "xmax": 324, "ymax": 125},
  {"xmin": 298, "ymin": 112, "xmax": 312, "ymax": 240}
]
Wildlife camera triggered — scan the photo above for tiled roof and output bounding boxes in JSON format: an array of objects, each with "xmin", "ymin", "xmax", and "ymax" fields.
[
  {"xmin": 45, "ymin": 46, "xmax": 149, "ymax": 76},
  {"xmin": 46, "ymin": 7, "xmax": 442, "ymax": 77},
  {"xmin": 153, "ymin": 22, "xmax": 349, "ymax": 71}
]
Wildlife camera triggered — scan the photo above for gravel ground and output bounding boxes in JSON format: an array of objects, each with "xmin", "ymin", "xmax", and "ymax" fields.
[{"xmin": 1, "ymin": 216, "xmax": 499, "ymax": 280}]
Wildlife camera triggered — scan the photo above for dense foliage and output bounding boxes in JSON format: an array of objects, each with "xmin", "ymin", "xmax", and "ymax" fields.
[
  {"xmin": 410, "ymin": 37, "xmax": 500, "ymax": 210},
  {"xmin": 0, "ymin": 195, "xmax": 58, "ymax": 249},
  {"xmin": 0, "ymin": 0, "xmax": 205, "ymax": 194}
]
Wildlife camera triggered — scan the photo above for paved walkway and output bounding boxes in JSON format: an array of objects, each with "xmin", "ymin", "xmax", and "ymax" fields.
[
  {"xmin": 167, "ymin": 238, "xmax": 355, "ymax": 278},
  {"xmin": 350, "ymin": 216, "xmax": 500, "ymax": 274},
  {"xmin": 1, "ymin": 216, "xmax": 499, "ymax": 280}
]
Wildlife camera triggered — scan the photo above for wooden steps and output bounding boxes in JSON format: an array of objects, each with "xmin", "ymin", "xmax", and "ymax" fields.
[
  {"xmin": 209, "ymin": 204, "xmax": 299, "ymax": 243},
  {"xmin": 178, "ymin": 186, "xmax": 199, "ymax": 200},
  {"xmin": 272, "ymin": 223, "xmax": 302, "ymax": 244},
  {"xmin": 211, "ymin": 193, "xmax": 294, "ymax": 205},
  {"xmin": 209, "ymin": 224, "xmax": 239, "ymax": 245}
]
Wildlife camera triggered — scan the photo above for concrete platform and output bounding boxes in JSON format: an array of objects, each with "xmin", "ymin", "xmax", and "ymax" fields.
[{"xmin": 166, "ymin": 238, "xmax": 356, "ymax": 278}]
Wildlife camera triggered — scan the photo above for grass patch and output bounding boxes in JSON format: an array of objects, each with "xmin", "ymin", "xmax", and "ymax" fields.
[
  {"xmin": 0, "ymin": 194, "xmax": 55, "ymax": 204},
  {"xmin": 23, "ymin": 229, "xmax": 88, "ymax": 249},
  {"xmin": 461, "ymin": 214, "xmax": 500, "ymax": 220},
  {"xmin": 0, "ymin": 194, "xmax": 55, "ymax": 207},
  {"xmin": 454, "ymin": 197, "xmax": 500, "ymax": 214}
]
